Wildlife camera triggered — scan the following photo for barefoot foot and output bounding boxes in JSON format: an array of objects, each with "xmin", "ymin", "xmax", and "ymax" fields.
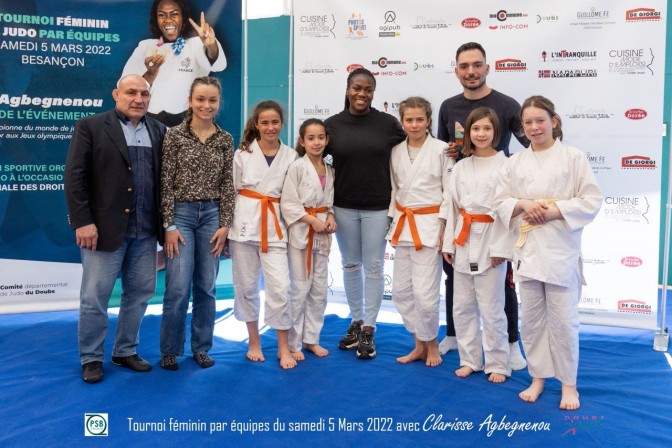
[
  {"xmin": 560, "ymin": 385, "xmax": 580, "ymax": 410},
  {"xmin": 425, "ymin": 340, "xmax": 442, "ymax": 367},
  {"xmin": 519, "ymin": 378, "xmax": 545, "ymax": 402},
  {"xmin": 278, "ymin": 351, "xmax": 297, "ymax": 369},
  {"xmin": 396, "ymin": 346, "xmax": 427, "ymax": 364},
  {"xmin": 455, "ymin": 366, "xmax": 475, "ymax": 378},
  {"xmin": 304, "ymin": 343, "xmax": 329, "ymax": 357},
  {"xmin": 290, "ymin": 350, "xmax": 305, "ymax": 362},
  {"xmin": 246, "ymin": 343, "xmax": 265, "ymax": 362},
  {"xmin": 488, "ymin": 372, "xmax": 507, "ymax": 383}
]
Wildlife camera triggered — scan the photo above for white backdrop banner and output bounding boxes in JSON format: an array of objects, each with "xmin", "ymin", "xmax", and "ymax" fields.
[{"xmin": 293, "ymin": 0, "xmax": 667, "ymax": 329}]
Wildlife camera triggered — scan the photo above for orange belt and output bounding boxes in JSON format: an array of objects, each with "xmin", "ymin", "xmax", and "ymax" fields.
[
  {"xmin": 391, "ymin": 203, "xmax": 441, "ymax": 251},
  {"xmin": 305, "ymin": 206, "xmax": 329, "ymax": 276},
  {"xmin": 453, "ymin": 209, "xmax": 494, "ymax": 246},
  {"xmin": 239, "ymin": 189, "xmax": 282, "ymax": 253}
]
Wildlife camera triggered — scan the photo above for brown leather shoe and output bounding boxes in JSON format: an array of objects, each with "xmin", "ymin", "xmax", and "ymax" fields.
[
  {"xmin": 111, "ymin": 354, "xmax": 152, "ymax": 372},
  {"xmin": 82, "ymin": 361, "xmax": 104, "ymax": 383}
]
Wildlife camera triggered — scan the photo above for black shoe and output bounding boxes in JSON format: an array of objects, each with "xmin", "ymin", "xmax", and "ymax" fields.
[
  {"xmin": 112, "ymin": 354, "xmax": 152, "ymax": 372},
  {"xmin": 161, "ymin": 354, "xmax": 179, "ymax": 371},
  {"xmin": 82, "ymin": 361, "xmax": 104, "ymax": 383},
  {"xmin": 338, "ymin": 321, "xmax": 362, "ymax": 350},
  {"xmin": 356, "ymin": 329, "xmax": 376, "ymax": 360},
  {"xmin": 194, "ymin": 352, "xmax": 215, "ymax": 368}
]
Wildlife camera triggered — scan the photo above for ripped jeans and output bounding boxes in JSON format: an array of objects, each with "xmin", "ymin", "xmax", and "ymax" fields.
[{"xmin": 333, "ymin": 206, "xmax": 390, "ymax": 329}]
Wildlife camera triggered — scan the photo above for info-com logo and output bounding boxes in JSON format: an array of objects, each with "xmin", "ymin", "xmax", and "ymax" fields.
[{"xmin": 85, "ymin": 413, "xmax": 108, "ymax": 436}]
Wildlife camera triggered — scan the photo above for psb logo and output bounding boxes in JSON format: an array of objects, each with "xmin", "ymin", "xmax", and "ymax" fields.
[{"xmin": 85, "ymin": 413, "xmax": 108, "ymax": 436}]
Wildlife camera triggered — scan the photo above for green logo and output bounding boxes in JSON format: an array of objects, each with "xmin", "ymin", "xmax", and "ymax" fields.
[{"xmin": 85, "ymin": 413, "xmax": 108, "ymax": 436}]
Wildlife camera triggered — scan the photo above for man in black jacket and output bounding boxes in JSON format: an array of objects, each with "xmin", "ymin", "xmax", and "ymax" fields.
[{"xmin": 65, "ymin": 74, "xmax": 166, "ymax": 383}]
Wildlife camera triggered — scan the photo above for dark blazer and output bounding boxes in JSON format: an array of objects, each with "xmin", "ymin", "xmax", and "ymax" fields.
[{"xmin": 64, "ymin": 109, "xmax": 166, "ymax": 252}]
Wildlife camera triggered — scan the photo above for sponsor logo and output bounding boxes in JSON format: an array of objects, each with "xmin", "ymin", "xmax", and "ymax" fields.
[
  {"xmin": 379, "ymin": 10, "xmax": 401, "ymax": 37},
  {"xmin": 410, "ymin": 16, "xmax": 449, "ymax": 30},
  {"xmin": 538, "ymin": 69, "xmax": 597, "ymax": 78},
  {"xmin": 371, "ymin": 57, "xmax": 406, "ymax": 68},
  {"xmin": 608, "ymin": 48, "xmax": 654, "ymax": 75},
  {"xmin": 540, "ymin": 50, "xmax": 598, "ymax": 62},
  {"xmin": 346, "ymin": 12, "xmax": 367, "ymax": 38},
  {"xmin": 576, "ymin": 8, "xmax": 610, "ymax": 19},
  {"xmin": 490, "ymin": 10, "xmax": 528, "ymax": 21},
  {"xmin": 488, "ymin": 24, "xmax": 529, "ymax": 30},
  {"xmin": 302, "ymin": 105, "xmax": 331, "ymax": 116},
  {"xmin": 462, "ymin": 18, "xmax": 481, "ymax": 28},
  {"xmin": 566, "ymin": 106, "xmax": 612, "ymax": 120},
  {"xmin": 85, "ymin": 413, "xmax": 108, "ymax": 437},
  {"xmin": 621, "ymin": 155, "xmax": 656, "ymax": 169},
  {"xmin": 603, "ymin": 196, "xmax": 650, "ymax": 224},
  {"xmin": 346, "ymin": 63, "xmax": 364, "ymax": 73},
  {"xmin": 617, "ymin": 299, "xmax": 652, "ymax": 313},
  {"xmin": 382, "ymin": 101, "xmax": 400, "ymax": 112},
  {"xmin": 582, "ymin": 258, "xmax": 608, "ymax": 266},
  {"xmin": 562, "ymin": 416, "xmax": 606, "ymax": 437},
  {"xmin": 413, "ymin": 62, "xmax": 434, "ymax": 71},
  {"xmin": 571, "ymin": 8, "xmax": 614, "ymax": 29},
  {"xmin": 494, "ymin": 58, "xmax": 527, "ymax": 72},
  {"xmin": 537, "ymin": 14, "xmax": 559, "ymax": 23},
  {"xmin": 584, "ymin": 151, "xmax": 612, "ymax": 174},
  {"xmin": 625, "ymin": 109, "xmax": 647, "ymax": 120},
  {"xmin": 626, "ymin": 8, "xmax": 662, "ymax": 21},
  {"xmin": 621, "ymin": 256, "xmax": 643, "ymax": 267},
  {"xmin": 299, "ymin": 62, "xmax": 337, "ymax": 75},
  {"xmin": 299, "ymin": 14, "xmax": 336, "ymax": 38}
]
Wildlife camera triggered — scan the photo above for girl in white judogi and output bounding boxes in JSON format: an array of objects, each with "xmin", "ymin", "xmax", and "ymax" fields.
[
  {"xmin": 387, "ymin": 97, "xmax": 453, "ymax": 367},
  {"xmin": 229, "ymin": 101, "xmax": 298, "ymax": 370},
  {"xmin": 281, "ymin": 119, "xmax": 336, "ymax": 361},
  {"xmin": 493, "ymin": 96, "xmax": 602, "ymax": 410},
  {"xmin": 442, "ymin": 107, "xmax": 513, "ymax": 383}
]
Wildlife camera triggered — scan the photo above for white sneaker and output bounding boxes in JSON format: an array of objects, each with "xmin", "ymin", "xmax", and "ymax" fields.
[
  {"xmin": 509, "ymin": 341, "xmax": 527, "ymax": 370},
  {"xmin": 438, "ymin": 336, "xmax": 458, "ymax": 355}
]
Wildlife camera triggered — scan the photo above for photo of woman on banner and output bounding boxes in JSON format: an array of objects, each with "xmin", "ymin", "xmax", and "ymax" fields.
[{"xmin": 122, "ymin": 0, "xmax": 227, "ymax": 127}]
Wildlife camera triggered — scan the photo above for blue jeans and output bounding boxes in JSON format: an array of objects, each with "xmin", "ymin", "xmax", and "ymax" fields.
[
  {"xmin": 160, "ymin": 201, "xmax": 220, "ymax": 356},
  {"xmin": 333, "ymin": 206, "xmax": 390, "ymax": 328},
  {"xmin": 78, "ymin": 236, "xmax": 157, "ymax": 364}
]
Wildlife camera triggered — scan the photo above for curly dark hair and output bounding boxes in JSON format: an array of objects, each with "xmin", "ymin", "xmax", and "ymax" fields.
[{"xmin": 149, "ymin": 0, "xmax": 194, "ymax": 39}]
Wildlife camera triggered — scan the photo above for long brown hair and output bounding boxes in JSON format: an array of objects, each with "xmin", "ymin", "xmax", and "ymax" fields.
[
  {"xmin": 185, "ymin": 76, "xmax": 221, "ymax": 124},
  {"xmin": 295, "ymin": 118, "xmax": 327, "ymax": 157},
  {"xmin": 463, "ymin": 107, "xmax": 501, "ymax": 156},
  {"xmin": 520, "ymin": 95, "xmax": 563, "ymax": 141},
  {"xmin": 398, "ymin": 96, "xmax": 435, "ymax": 138},
  {"xmin": 239, "ymin": 100, "xmax": 285, "ymax": 152}
]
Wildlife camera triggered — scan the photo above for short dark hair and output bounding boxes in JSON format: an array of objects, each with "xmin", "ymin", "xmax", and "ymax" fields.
[
  {"xmin": 149, "ymin": 0, "xmax": 194, "ymax": 39},
  {"xmin": 455, "ymin": 42, "xmax": 486, "ymax": 62}
]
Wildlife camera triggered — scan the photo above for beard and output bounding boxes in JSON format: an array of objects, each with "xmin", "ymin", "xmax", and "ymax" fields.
[{"xmin": 461, "ymin": 77, "xmax": 486, "ymax": 91}]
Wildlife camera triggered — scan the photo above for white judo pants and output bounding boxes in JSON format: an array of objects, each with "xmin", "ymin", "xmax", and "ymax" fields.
[
  {"xmin": 518, "ymin": 268, "xmax": 581, "ymax": 385},
  {"xmin": 453, "ymin": 263, "xmax": 510, "ymax": 376},
  {"xmin": 230, "ymin": 240, "xmax": 291, "ymax": 330},
  {"xmin": 287, "ymin": 245, "xmax": 329, "ymax": 352},
  {"xmin": 392, "ymin": 245, "xmax": 441, "ymax": 342}
]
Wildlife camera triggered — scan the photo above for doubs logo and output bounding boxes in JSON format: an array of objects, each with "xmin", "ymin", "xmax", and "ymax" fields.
[
  {"xmin": 625, "ymin": 109, "xmax": 647, "ymax": 120},
  {"xmin": 621, "ymin": 256, "xmax": 642, "ymax": 267},
  {"xmin": 462, "ymin": 18, "xmax": 481, "ymax": 28},
  {"xmin": 617, "ymin": 299, "xmax": 652, "ymax": 313},
  {"xmin": 346, "ymin": 64, "xmax": 364, "ymax": 73}
]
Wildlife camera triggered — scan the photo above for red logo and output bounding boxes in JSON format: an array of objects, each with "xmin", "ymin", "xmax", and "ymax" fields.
[
  {"xmin": 626, "ymin": 8, "xmax": 661, "ymax": 21},
  {"xmin": 488, "ymin": 25, "xmax": 498, "ymax": 30},
  {"xmin": 625, "ymin": 109, "xmax": 647, "ymax": 120},
  {"xmin": 495, "ymin": 58, "xmax": 527, "ymax": 71},
  {"xmin": 621, "ymin": 256, "xmax": 642, "ymax": 267},
  {"xmin": 621, "ymin": 155, "xmax": 656, "ymax": 169},
  {"xmin": 617, "ymin": 300, "xmax": 652, "ymax": 313},
  {"xmin": 346, "ymin": 64, "xmax": 364, "ymax": 73},
  {"xmin": 461, "ymin": 18, "xmax": 481, "ymax": 28}
]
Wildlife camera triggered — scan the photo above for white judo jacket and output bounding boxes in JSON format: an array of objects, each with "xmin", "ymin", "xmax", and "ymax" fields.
[{"xmin": 493, "ymin": 139, "xmax": 602, "ymax": 287}]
